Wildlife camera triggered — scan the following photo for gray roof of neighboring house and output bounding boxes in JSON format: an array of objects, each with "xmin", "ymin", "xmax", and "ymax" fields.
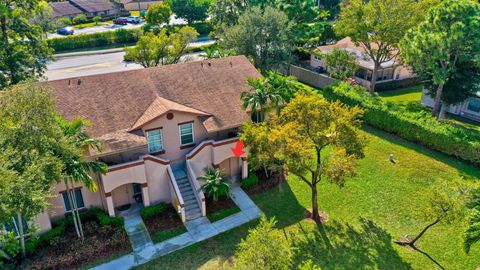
[
  {"xmin": 49, "ymin": 1, "xmax": 83, "ymax": 18},
  {"xmin": 69, "ymin": 0, "xmax": 117, "ymax": 13}
]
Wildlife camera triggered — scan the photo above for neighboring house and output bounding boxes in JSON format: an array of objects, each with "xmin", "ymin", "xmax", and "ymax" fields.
[
  {"xmin": 50, "ymin": 1, "xmax": 84, "ymax": 19},
  {"xmin": 119, "ymin": 0, "xmax": 161, "ymax": 11},
  {"xmin": 421, "ymin": 90, "xmax": 480, "ymax": 122},
  {"xmin": 310, "ymin": 37, "xmax": 414, "ymax": 89},
  {"xmin": 29, "ymin": 56, "xmax": 259, "ymax": 233},
  {"xmin": 49, "ymin": 0, "xmax": 122, "ymax": 19}
]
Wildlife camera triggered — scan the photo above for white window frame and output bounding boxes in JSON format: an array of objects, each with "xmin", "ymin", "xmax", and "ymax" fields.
[
  {"xmin": 146, "ymin": 128, "xmax": 164, "ymax": 153},
  {"xmin": 61, "ymin": 188, "xmax": 86, "ymax": 213},
  {"xmin": 179, "ymin": 123, "xmax": 194, "ymax": 146}
]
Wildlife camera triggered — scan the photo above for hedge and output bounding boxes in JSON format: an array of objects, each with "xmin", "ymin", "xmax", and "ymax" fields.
[
  {"xmin": 319, "ymin": 82, "xmax": 480, "ymax": 167},
  {"xmin": 375, "ymin": 77, "xmax": 423, "ymax": 92},
  {"xmin": 140, "ymin": 203, "xmax": 169, "ymax": 220},
  {"xmin": 48, "ymin": 28, "xmax": 143, "ymax": 52}
]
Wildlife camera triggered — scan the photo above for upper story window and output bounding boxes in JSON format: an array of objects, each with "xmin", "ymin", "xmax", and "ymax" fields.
[
  {"xmin": 179, "ymin": 123, "xmax": 194, "ymax": 145},
  {"xmin": 147, "ymin": 129, "xmax": 164, "ymax": 153}
]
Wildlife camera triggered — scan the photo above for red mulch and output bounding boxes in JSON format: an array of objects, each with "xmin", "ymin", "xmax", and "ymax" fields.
[
  {"xmin": 14, "ymin": 220, "xmax": 130, "ymax": 270},
  {"xmin": 244, "ymin": 169, "xmax": 286, "ymax": 196},
  {"xmin": 143, "ymin": 207, "xmax": 183, "ymax": 233},
  {"xmin": 206, "ymin": 196, "xmax": 237, "ymax": 214}
]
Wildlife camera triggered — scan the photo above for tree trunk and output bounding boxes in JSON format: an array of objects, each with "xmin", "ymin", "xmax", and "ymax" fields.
[
  {"xmin": 432, "ymin": 84, "xmax": 444, "ymax": 118},
  {"xmin": 369, "ymin": 63, "xmax": 379, "ymax": 94},
  {"xmin": 311, "ymin": 183, "xmax": 321, "ymax": 223},
  {"xmin": 70, "ymin": 179, "xmax": 84, "ymax": 242},
  {"xmin": 17, "ymin": 213, "xmax": 26, "ymax": 258},
  {"xmin": 395, "ymin": 218, "xmax": 441, "ymax": 247},
  {"xmin": 65, "ymin": 180, "xmax": 81, "ymax": 239},
  {"xmin": 438, "ymin": 102, "xmax": 447, "ymax": 120}
]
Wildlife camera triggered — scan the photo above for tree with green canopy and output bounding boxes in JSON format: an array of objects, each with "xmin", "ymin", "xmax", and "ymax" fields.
[
  {"xmin": 335, "ymin": 0, "xmax": 439, "ymax": 93},
  {"xmin": 241, "ymin": 89, "xmax": 366, "ymax": 223},
  {"xmin": 125, "ymin": 26, "xmax": 198, "ymax": 67},
  {"xmin": 0, "ymin": 0, "xmax": 53, "ymax": 88},
  {"xmin": 165, "ymin": 0, "xmax": 212, "ymax": 24},
  {"xmin": 146, "ymin": 3, "xmax": 172, "ymax": 30},
  {"xmin": 464, "ymin": 186, "xmax": 480, "ymax": 254},
  {"xmin": 232, "ymin": 216, "xmax": 293, "ymax": 270},
  {"xmin": 0, "ymin": 83, "xmax": 65, "ymax": 257},
  {"xmin": 399, "ymin": 0, "xmax": 480, "ymax": 119},
  {"xmin": 208, "ymin": 0, "xmax": 248, "ymax": 36},
  {"xmin": 220, "ymin": 6, "xmax": 294, "ymax": 71},
  {"xmin": 316, "ymin": 47, "xmax": 359, "ymax": 81}
]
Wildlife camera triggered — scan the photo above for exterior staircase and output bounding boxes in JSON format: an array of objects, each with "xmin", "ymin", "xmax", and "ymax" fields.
[{"xmin": 171, "ymin": 162, "xmax": 202, "ymax": 221}]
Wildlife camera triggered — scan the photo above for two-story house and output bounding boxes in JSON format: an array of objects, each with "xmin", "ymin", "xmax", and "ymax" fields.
[{"xmin": 30, "ymin": 56, "xmax": 259, "ymax": 233}]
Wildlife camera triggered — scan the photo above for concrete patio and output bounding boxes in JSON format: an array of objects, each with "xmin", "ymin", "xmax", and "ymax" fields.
[{"xmin": 90, "ymin": 186, "xmax": 262, "ymax": 270}]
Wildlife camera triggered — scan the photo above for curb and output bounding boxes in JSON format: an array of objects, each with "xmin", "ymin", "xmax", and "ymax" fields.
[{"xmin": 54, "ymin": 48, "xmax": 127, "ymax": 59}]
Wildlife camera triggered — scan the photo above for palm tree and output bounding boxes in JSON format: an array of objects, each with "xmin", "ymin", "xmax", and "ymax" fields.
[
  {"xmin": 200, "ymin": 168, "xmax": 230, "ymax": 202},
  {"xmin": 57, "ymin": 117, "xmax": 107, "ymax": 241},
  {"xmin": 241, "ymin": 77, "xmax": 283, "ymax": 122},
  {"xmin": 265, "ymin": 71, "xmax": 298, "ymax": 104}
]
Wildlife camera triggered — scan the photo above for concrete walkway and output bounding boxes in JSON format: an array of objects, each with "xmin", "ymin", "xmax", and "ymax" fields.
[{"xmin": 91, "ymin": 186, "xmax": 262, "ymax": 270}]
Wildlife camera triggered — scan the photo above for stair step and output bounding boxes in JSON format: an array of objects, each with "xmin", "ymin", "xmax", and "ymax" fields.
[
  {"xmin": 180, "ymin": 186, "xmax": 193, "ymax": 193},
  {"xmin": 185, "ymin": 204, "xmax": 199, "ymax": 210},
  {"xmin": 176, "ymin": 178, "xmax": 189, "ymax": 184},
  {"xmin": 183, "ymin": 194, "xmax": 196, "ymax": 200},
  {"xmin": 178, "ymin": 182, "xmax": 191, "ymax": 188},
  {"xmin": 184, "ymin": 197, "xmax": 197, "ymax": 204}
]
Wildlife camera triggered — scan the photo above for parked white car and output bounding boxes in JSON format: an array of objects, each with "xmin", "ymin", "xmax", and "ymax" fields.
[{"xmin": 126, "ymin": 16, "xmax": 142, "ymax": 24}]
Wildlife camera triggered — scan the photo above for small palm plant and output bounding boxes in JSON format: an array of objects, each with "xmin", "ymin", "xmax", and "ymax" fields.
[{"xmin": 200, "ymin": 168, "xmax": 230, "ymax": 202}]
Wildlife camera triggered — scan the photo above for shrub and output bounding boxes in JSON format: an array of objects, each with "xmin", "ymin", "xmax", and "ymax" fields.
[
  {"xmin": 0, "ymin": 231, "xmax": 20, "ymax": 258},
  {"xmin": 375, "ymin": 77, "xmax": 423, "ymax": 92},
  {"xmin": 59, "ymin": 17, "xmax": 72, "ymax": 26},
  {"xmin": 140, "ymin": 203, "xmax": 169, "ymax": 220},
  {"xmin": 200, "ymin": 168, "xmax": 230, "ymax": 202},
  {"xmin": 92, "ymin": 16, "xmax": 102, "ymax": 25},
  {"xmin": 47, "ymin": 28, "xmax": 143, "ymax": 52},
  {"xmin": 241, "ymin": 174, "xmax": 259, "ymax": 190},
  {"xmin": 164, "ymin": 21, "xmax": 213, "ymax": 36},
  {"xmin": 320, "ymin": 83, "xmax": 480, "ymax": 166},
  {"xmin": 72, "ymin": 14, "xmax": 88, "ymax": 25}
]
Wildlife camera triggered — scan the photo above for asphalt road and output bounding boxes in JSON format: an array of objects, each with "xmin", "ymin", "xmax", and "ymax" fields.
[
  {"xmin": 46, "ymin": 51, "xmax": 205, "ymax": 81},
  {"xmin": 47, "ymin": 15, "xmax": 188, "ymax": 39}
]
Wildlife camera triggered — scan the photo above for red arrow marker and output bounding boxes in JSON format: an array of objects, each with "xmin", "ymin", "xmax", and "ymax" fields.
[{"xmin": 231, "ymin": 141, "xmax": 245, "ymax": 157}]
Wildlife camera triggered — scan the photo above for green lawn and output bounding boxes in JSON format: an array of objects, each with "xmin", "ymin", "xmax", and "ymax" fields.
[
  {"xmin": 135, "ymin": 126, "xmax": 480, "ymax": 270},
  {"xmin": 378, "ymin": 86, "xmax": 423, "ymax": 104},
  {"xmin": 207, "ymin": 206, "xmax": 241, "ymax": 223},
  {"xmin": 151, "ymin": 226, "xmax": 188, "ymax": 243}
]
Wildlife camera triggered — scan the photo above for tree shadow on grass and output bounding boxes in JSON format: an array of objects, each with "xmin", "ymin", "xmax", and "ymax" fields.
[
  {"xmin": 292, "ymin": 217, "xmax": 413, "ymax": 270},
  {"xmin": 252, "ymin": 180, "xmax": 307, "ymax": 228},
  {"xmin": 362, "ymin": 125, "xmax": 480, "ymax": 180}
]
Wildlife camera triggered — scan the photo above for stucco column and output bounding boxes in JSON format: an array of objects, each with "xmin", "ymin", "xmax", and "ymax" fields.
[
  {"xmin": 241, "ymin": 158, "xmax": 248, "ymax": 180},
  {"xmin": 105, "ymin": 192, "xmax": 115, "ymax": 217},
  {"xmin": 141, "ymin": 183, "xmax": 151, "ymax": 207}
]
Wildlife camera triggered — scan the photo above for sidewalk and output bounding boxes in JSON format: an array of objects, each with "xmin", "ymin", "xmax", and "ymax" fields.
[{"xmin": 90, "ymin": 186, "xmax": 262, "ymax": 270}]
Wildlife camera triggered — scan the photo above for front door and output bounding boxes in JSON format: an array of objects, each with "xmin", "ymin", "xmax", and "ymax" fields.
[{"xmin": 132, "ymin": 183, "xmax": 143, "ymax": 204}]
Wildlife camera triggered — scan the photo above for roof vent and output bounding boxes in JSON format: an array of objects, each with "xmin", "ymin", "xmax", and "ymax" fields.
[
  {"xmin": 230, "ymin": 62, "xmax": 232, "ymax": 67},
  {"xmin": 208, "ymin": 62, "xmax": 211, "ymax": 67},
  {"xmin": 68, "ymin": 80, "xmax": 71, "ymax": 86},
  {"xmin": 77, "ymin": 79, "xmax": 81, "ymax": 86},
  {"xmin": 201, "ymin": 62, "xmax": 204, "ymax": 67}
]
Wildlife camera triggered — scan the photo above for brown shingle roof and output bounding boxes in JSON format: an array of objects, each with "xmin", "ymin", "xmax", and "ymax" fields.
[
  {"xmin": 130, "ymin": 96, "xmax": 210, "ymax": 130},
  {"xmin": 69, "ymin": 0, "xmax": 116, "ymax": 13},
  {"xmin": 48, "ymin": 56, "xmax": 260, "ymax": 148},
  {"xmin": 49, "ymin": 1, "xmax": 83, "ymax": 18}
]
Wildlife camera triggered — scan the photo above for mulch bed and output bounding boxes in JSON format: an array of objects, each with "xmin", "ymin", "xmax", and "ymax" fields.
[
  {"xmin": 143, "ymin": 206, "xmax": 183, "ymax": 233},
  {"xmin": 206, "ymin": 196, "xmax": 238, "ymax": 214},
  {"xmin": 304, "ymin": 209, "xmax": 329, "ymax": 224},
  {"xmin": 244, "ymin": 169, "xmax": 286, "ymax": 196},
  {"xmin": 13, "ymin": 219, "xmax": 130, "ymax": 270}
]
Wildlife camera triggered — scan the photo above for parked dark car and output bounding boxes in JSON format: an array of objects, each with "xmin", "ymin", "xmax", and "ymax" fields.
[
  {"xmin": 57, "ymin": 27, "xmax": 74, "ymax": 35},
  {"xmin": 113, "ymin": 17, "xmax": 128, "ymax": 25}
]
